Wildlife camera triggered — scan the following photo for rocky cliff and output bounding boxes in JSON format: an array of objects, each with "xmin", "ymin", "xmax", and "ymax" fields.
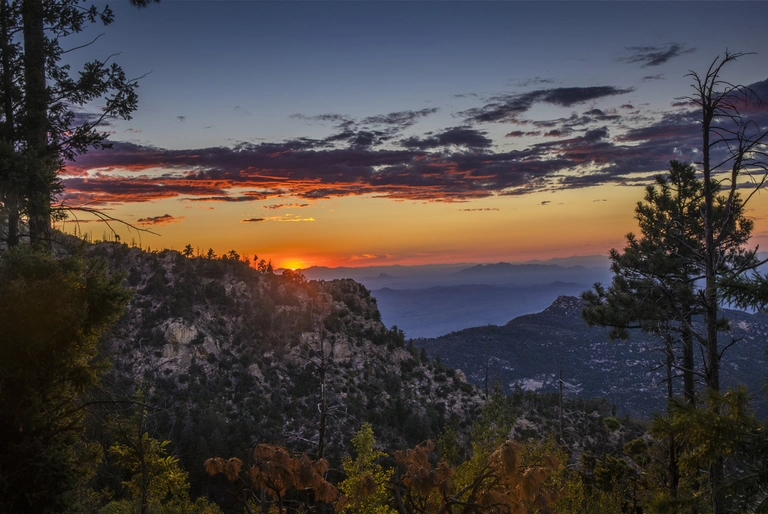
[{"xmin": 89, "ymin": 243, "xmax": 483, "ymax": 490}]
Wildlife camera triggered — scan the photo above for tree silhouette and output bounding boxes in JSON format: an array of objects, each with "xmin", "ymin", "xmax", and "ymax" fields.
[
  {"xmin": 0, "ymin": 244, "xmax": 130, "ymax": 512},
  {"xmin": 0, "ymin": 0, "xmax": 156, "ymax": 249},
  {"xmin": 585, "ymin": 52, "xmax": 768, "ymax": 513},
  {"xmin": 683, "ymin": 51, "xmax": 768, "ymax": 513}
]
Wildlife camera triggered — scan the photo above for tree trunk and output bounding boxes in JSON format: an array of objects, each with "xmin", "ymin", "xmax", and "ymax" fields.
[
  {"xmin": 682, "ymin": 318, "xmax": 695, "ymax": 406},
  {"xmin": 1, "ymin": 0, "xmax": 19, "ymax": 247},
  {"xmin": 22, "ymin": 0, "xmax": 52, "ymax": 249},
  {"xmin": 701, "ymin": 96, "xmax": 725, "ymax": 514},
  {"xmin": 664, "ymin": 334, "xmax": 679, "ymax": 511}
]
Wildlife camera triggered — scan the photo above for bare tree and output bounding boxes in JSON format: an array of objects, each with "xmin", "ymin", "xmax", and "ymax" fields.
[{"xmin": 687, "ymin": 50, "xmax": 768, "ymax": 514}]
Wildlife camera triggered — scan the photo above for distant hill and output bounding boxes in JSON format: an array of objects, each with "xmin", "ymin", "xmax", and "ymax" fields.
[
  {"xmin": 373, "ymin": 282, "xmax": 589, "ymax": 338},
  {"xmin": 453, "ymin": 262, "xmax": 611, "ymax": 286},
  {"xmin": 298, "ymin": 256, "xmax": 612, "ymax": 290},
  {"xmin": 415, "ymin": 296, "xmax": 768, "ymax": 418},
  {"xmin": 299, "ymin": 259, "xmax": 613, "ymax": 337}
]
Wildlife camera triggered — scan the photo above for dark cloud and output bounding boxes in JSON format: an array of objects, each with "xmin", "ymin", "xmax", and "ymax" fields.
[
  {"xmin": 459, "ymin": 208, "xmax": 499, "ymax": 212},
  {"xmin": 242, "ymin": 218, "xmax": 265, "ymax": 223},
  {"xmin": 362, "ymin": 108, "xmax": 438, "ymax": 128},
  {"xmin": 643, "ymin": 74, "xmax": 665, "ymax": 82},
  {"xmin": 291, "ymin": 109, "xmax": 438, "ymax": 148},
  {"xmin": 263, "ymin": 203, "xmax": 310, "ymax": 210},
  {"xmin": 583, "ymin": 108, "xmax": 621, "ymax": 122},
  {"xmin": 463, "ymin": 86, "xmax": 633, "ymax": 123},
  {"xmin": 401, "ymin": 127, "xmax": 493, "ymax": 150},
  {"xmin": 514, "ymin": 77, "xmax": 557, "ymax": 88},
  {"xmin": 505, "ymin": 130, "xmax": 541, "ymax": 138},
  {"xmin": 619, "ymin": 43, "xmax": 695, "ymax": 67},
  {"xmin": 544, "ymin": 129, "xmax": 572, "ymax": 138},
  {"xmin": 616, "ymin": 110, "xmax": 699, "ymax": 143},
  {"xmin": 60, "ymin": 77, "xmax": 768, "ymax": 205},
  {"xmin": 291, "ymin": 113, "xmax": 355, "ymax": 130},
  {"xmin": 176, "ymin": 116, "xmax": 186, "ymax": 122},
  {"xmin": 71, "ymin": 111, "xmax": 112, "ymax": 127},
  {"xmin": 583, "ymin": 127, "xmax": 610, "ymax": 142},
  {"xmin": 137, "ymin": 214, "xmax": 181, "ymax": 226}
]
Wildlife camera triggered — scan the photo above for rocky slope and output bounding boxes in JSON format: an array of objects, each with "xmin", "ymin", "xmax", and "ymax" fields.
[
  {"xmin": 88, "ymin": 243, "xmax": 483, "ymax": 491},
  {"xmin": 416, "ymin": 296, "xmax": 768, "ymax": 418}
]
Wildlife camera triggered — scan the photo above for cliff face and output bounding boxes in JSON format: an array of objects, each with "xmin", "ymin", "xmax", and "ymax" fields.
[{"xmin": 90, "ymin": 243, "xmax": 482, "ymax": 482}]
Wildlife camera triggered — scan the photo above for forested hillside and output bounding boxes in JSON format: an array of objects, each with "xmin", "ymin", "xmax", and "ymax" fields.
[
  {"xmin": 416, "ymin": 295, "xmax": 768, "ymax": 418},
  {"xmin": 88, "ymin": 242, "xmax": 483, "ymax": 498}
]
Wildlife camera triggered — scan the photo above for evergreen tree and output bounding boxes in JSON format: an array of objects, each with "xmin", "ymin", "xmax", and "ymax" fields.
[
  {"xmin": 583, "ymin": 160, "xmax": 753, "ymax": 404},
  {"xmin": 0, "ymin": 244, "xmax": 131, "ymax": 512},
  {"xmin": 102, "ymin": 401, "xmax": 223, "ymax": 514},
  {"xmin": 0, "ymin": 0, "xmax": 156, "ymax": 248},
  {"xmin": 585, "ymin": 53, "xmax": 768, "ymax": 513}
]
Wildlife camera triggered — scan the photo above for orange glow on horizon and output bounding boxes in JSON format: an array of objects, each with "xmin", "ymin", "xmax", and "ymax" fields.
[
  {"xmin": 279, "ymin": 259, "xmax": 306, "ymax": 271},
  {"xmin": 58, "ymin": 182, "xmax": 768, "ymax": 271}
]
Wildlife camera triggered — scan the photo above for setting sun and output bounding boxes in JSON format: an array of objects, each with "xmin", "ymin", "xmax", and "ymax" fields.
[{"xmin": 280, "ymin": 259, "xmax": 306, "ymax": 271}]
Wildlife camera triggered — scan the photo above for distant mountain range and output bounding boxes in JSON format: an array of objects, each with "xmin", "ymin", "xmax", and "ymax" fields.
[
  {"xmin": 373, "ymin": 282, "xmax": 588, "ymax": 338},
  {"xmin": 415, "ymin": 296, "xmax": 768, "ymax": 418},
  {"xmin": 299, "ymin": 256, "xmax": 613, "ymax": 337},
  {"xmin": 298, "ymin": 255, "xmax": 612, "ymax": 290}
]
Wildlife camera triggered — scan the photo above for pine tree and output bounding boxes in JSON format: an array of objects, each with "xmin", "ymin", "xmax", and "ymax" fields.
[
  {"xmin": 585, "ymin": 53, "xmax": 768, "ymax": 513},
  {"xmin": 0, "ymin": 244, "xmax": 131, "ymax": 512},
  {"xmin": 1, "ymin": 0, "xmax": 156, "ymax": 248}
]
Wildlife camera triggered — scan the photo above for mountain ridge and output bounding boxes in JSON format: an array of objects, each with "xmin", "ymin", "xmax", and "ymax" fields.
[{"xmin": 416, "ymin": 295, "xmax": 768, "ymax": 418}]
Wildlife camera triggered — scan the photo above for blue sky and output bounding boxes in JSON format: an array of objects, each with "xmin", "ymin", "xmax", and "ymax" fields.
[
  {"xmin": 59, "ymin": 1, "xmax": 768, "ymax": 267},
  {"xmin": 73, "ymin": 1, "xmax": 768, "ymax": 149}
]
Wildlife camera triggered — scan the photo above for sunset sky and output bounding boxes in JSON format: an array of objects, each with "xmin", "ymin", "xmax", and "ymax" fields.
[{"xmin": 58, "ymin": 1, "xmax": 768, "ymax": 269}]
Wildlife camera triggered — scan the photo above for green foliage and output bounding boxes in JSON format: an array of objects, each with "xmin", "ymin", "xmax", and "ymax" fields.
[
  {"xmin": 0, "ymin": 245, "xmax": 130, "ymax": 512},
  {"xmin": 435, "ymin": 422, "xmax": 461, "ymax": 466},
  {"xmin": 469, "ymin": 381, "xmax": 515, "ymax": 458},
  {"xmin": 102, "ymin": 403, "xmax": 222, "ymax": 514},
  {"xmin": 663, "ymin": 387, "xmax": 768, "ymax": 512},
  {"xmin": 339, "ymin": 423, "xmax": 395, "ymax": 514},
  {"xmin": 603, "ymin": 417, "xmax": 621, "ymax": 431}
]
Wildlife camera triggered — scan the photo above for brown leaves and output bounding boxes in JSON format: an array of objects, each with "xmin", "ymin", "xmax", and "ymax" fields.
[
  {"xmin": 204, "ymin": 457, "xmax": 223, "ymax": 476},
  {"xmin": 395, "ymin": 441, "xmax": 449, "ymax": 497},
  {"xmin": 205, "ymin": 445, "xmax": 338, "ymax": 509},
  {"xmin": 224, "ymin": 458, "xmax": 243, "ymax": 481},
  {"xmin": 204, "ymin": 457, "xmax": 242, "ymax": 481},
  {"xmin": 491, "ymin": 441, "xmax": 521, "ymax": 475},
  {"xmin": 394, "ymin": 439, "xmax": 560, "ymax": 514}
]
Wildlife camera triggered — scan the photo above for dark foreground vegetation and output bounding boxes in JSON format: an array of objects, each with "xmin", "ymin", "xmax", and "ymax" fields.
[
  {"xmin": 2, "ymin": 235, "xmax": 768, "ymax": 513},
  {"xmin": 1, "ymin": 0, "xmax": 767, "ymax": 508}
]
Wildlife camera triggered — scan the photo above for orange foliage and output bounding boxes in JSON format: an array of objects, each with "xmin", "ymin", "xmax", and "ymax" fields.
[
  {"xmin": 393, "ymin": 440, "xmax": 560, "ymax": 514},
  {"xmin": 206, "ymin": 444, "xmax": 338, "ymax": 513}
]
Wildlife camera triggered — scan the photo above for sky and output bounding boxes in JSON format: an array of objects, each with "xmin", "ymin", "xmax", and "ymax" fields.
[{"xmin": 57, "ymin": 1, "xmax": 768, "ymax": 269}]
